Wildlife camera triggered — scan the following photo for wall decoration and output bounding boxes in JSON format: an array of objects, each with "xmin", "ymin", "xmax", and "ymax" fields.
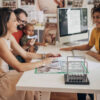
[
  {"xmin": 38, "ymin": 0, "xmax": 57, "ymax": 14},
  {"xmin": 67, "ymin": 0, "xmax": 83, "ymax": 7},
  {"xmin": 3, "ymin": 0, "xmax": 17, "ymax": 9},
  {"xmin": 88, "ymin": 0, "xmax": 94, "ymax": 4},
  {"xmin": 21, "ymin": 0, "xmax": 35, "ymax": 5}
]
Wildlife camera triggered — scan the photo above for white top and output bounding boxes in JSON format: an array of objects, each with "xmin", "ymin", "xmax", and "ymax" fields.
[{"xmin": 0, "ymin": 39, "xmax": 11, "ymax": 72}]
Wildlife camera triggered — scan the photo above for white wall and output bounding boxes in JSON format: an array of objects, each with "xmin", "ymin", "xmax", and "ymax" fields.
[
  {"xmin": 0, "ymin": 0, "xmax": 2, "ymax": 7},
  {"xmin": 17, "ymin": 0, "xmax": 21, "ymax": 8},
  {"xmin": 83, "ymin": 0, "xmax": 94, "ymax": 29},
  {"xmin": 87, "ymin": 5, "xmax": 94, "ymax": 29}
]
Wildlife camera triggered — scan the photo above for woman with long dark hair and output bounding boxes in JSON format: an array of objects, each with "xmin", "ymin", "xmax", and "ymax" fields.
[{"xmin": 0, "ymin": 7, "xmax": 57, "ymax": 100}]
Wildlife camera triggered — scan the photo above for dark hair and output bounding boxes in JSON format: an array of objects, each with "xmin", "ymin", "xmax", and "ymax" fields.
[
  {"xmin": 91, "ymin": 4, "xmax": 100, "ymax": 17},
  {"xmin": 14, "ymin": 8, "xmax": 28, "ymax": 18},
  {"xmin": 0, "ymin": 7, "xmax": 13, "ymax": 37}
]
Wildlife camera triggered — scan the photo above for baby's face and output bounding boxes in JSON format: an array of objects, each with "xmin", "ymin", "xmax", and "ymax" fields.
[{"xmin": 25, "ymin": 26, "xmax": 34, "ymax": 36}]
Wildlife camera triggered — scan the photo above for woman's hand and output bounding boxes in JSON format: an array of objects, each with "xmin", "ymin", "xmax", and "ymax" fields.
[
  {"xmin": 45, "ymin": 53, "xmax": 61, "ymax": 58},
  {"xmin": 42, "ymin": 58, "xmax": 54, "ymax": 66},
  {"xmin": 86, "ymin": 51, "xmax": 100, "ymax": 61},
  {"xmin": 60, "ymin": 47, "xmax": 74, "ymax": 51}
]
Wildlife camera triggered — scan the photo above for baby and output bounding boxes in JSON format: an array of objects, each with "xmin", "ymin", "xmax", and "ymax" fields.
[{"xmin": 20, "ymin": 23, "xmax": 45, "ymax": 52}]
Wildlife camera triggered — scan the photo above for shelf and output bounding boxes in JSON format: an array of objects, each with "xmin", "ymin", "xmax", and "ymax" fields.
[
  {"xmin": 2, "ymin": 0, "xmax": 18, "ymax": 8},
  {"xmin": 3, "ymin": 6, "xmax": 16, "ymax": 7}
]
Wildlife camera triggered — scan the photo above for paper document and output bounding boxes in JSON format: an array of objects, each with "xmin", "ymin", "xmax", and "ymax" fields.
[
  {"xmin": 67, "ymin": 10, "xmax": 81, "ymax": 34},
  {"xmin": 35, "ymin": 60, "xmax": 67, "ymax": 74}
]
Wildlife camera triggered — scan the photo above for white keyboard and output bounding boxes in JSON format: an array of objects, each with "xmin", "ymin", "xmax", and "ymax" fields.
[{"xmin": 72, "ymin": 50, "xmax": 85, "ymax": 57}]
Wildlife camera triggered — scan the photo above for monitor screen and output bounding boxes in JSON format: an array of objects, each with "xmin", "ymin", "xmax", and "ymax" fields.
[{"xmin": 57, "ymin": 8, "xmax": 88, "ymax": 45}]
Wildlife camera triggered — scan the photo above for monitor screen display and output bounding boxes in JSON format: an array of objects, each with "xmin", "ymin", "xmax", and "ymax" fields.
[{"xmin": 58, "ymin": 8, "xmax": 88, "ymax": 37}]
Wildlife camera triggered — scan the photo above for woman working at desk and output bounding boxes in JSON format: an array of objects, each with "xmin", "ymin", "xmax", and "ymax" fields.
[
  {"xmin": 60, "ymin": 5, "xmax": 100, "ymax": 100},
  {"xmin": 60, "ymin": 5, "xmax": 100, "ymax": 61},
  {"xmin": 0, "ymin": 8, "xmax": 58, "ymax": 100}
]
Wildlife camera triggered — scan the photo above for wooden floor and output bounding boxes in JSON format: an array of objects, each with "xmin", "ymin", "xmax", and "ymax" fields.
[{"xmin": 51, "ymin": 92, "xmax": 77, "ymax": 100}]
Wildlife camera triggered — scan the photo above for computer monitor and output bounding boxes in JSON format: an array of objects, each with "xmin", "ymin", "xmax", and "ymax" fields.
[{"xmin": 57, "ymin": 8, "xmax": 88, "ymax": 45}]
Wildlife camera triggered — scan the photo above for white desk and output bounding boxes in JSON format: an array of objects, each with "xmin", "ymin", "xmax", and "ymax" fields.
[{"xmin": 16, "ymin": 45, "xmax": 100, "ymax": 100}]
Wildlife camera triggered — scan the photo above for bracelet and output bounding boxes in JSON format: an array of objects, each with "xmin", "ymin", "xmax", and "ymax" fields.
[{"xmin": 42, "ymin": 54, "xmax": 46, "ymax": 59}]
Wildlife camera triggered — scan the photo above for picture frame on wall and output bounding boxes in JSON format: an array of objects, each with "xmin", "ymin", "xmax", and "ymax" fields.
[
  {"xmin": 67, "ymin": 0, "xmax": 83, "ymax": 7},
  {"xmin": 67, "ymin": 0, "xmax": 73, "ymax": 7},
  {"xmin": 88, "ymin": 0, "xmax": 100, "ymax": 5},
  {"xmin": 2, "ymin": 0, "xmax": 17, "ymax": 9},
  {"xmin": 21, "ymin": 0, "xmax": 35, "ymax": 5},
  {"xmin": 72, "ymin": 0, "xmax": 83, "ymax": 7},
  {"xmin": 88, "ymin": 0, "xmax": 94, "ymax": 4},
  {"xmin": 94, "ymin": 0, "xmax": 100, "ymax": 5}
]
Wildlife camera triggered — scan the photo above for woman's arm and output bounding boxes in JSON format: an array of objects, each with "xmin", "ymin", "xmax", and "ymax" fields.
[
  {"xmin": 60, "ymin": 43, "xmax": 92, "ymax": 51},
  {"xmin": 87, "ymin": 51, "xmax": 100, "ymax": 61},
  {"xmin": 54, "ymin": 0, "xmax": 60, "ymax": 5},
  {"xmin": 11, "ymin": 35, "xmax": 43, "ymax": 60},
  {"xmin": 0, "ymin": 39, "xmax": 53, "ymax": 72},
  {"xmin": 11, "ymin": 35, "xmax": 57, "ymax": 60}
]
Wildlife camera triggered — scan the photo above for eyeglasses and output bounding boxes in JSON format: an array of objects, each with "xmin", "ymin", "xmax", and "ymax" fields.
[
  {"xmin": 93, "ymin": 16, "xmax": 100, "ymax": 19},
  {"xmin": 17, "ymin": 17, "xmax": 27, "ymax": 24}
]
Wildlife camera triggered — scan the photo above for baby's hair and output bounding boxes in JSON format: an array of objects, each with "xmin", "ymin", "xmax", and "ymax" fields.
[
  {"xmin": 23, "ymin": 23, "xmax": 34, "ymax": 30},
  {"xmin": 91, "ymin": 4, "xmax": 100, "ymax": 17}
]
